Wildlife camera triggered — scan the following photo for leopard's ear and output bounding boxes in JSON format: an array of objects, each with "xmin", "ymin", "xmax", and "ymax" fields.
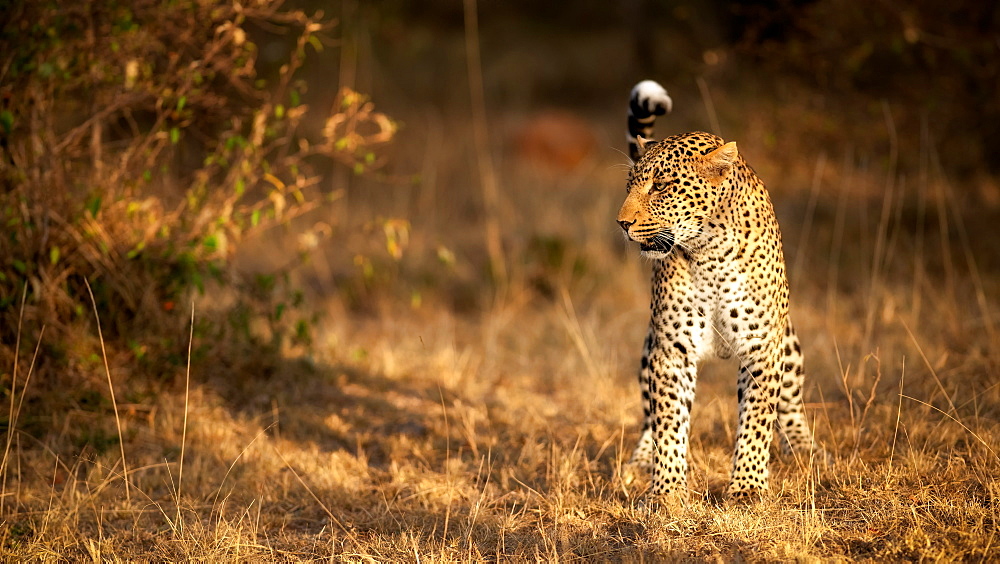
[
  {"xmin": 702, "ymin": 141, "xmax": 738, "ymax": 183},
  {"xmin": 636, "ymin": 135, "xmax": 652, "ymax": 153},
  {"xmin": 630, "ymin": 135, "xmax": 658, "ymax": 163}
]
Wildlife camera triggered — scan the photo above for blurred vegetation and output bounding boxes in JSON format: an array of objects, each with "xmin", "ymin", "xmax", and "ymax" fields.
[
  {"xmin": 0, "ymin": 0, "xmax": 394, "ymax": 414},
  {"xmin": 731, "ymin": 0, "xmax": 1000, "ymax": 176},
  {"xmin": 365, "ymin": 0, "xmax": 997, "ymax": 175}
]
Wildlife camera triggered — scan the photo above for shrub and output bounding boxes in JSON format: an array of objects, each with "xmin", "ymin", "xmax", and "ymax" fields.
[{"xmin": 0, "ymin": 0, "xmax": 394, "ymax": 401}]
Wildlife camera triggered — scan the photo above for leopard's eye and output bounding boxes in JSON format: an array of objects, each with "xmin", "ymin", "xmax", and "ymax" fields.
[{"xmin": 649, "ymin": 180, "xmax": 673, "ymax": 194}]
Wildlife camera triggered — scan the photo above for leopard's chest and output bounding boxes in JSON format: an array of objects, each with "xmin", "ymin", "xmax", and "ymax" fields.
[{"xmin": 650, "ymin": 244, "xmax": 757, "ymax": 361}]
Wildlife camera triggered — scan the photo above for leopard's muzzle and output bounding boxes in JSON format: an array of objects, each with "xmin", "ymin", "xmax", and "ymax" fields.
[{"xmin": 639, "ymin": 230, "xmax": 674, "ymax": 256}]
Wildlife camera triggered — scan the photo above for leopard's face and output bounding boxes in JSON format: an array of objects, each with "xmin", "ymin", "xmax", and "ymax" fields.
[{"xmin": 617, "ymin": 133, "xmax": 737, "ymax": 259}]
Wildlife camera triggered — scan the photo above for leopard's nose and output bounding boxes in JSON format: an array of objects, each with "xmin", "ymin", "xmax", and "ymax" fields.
[{"xmin": 618, "ymin": 219, "xmax": 635, "ymax": 233}]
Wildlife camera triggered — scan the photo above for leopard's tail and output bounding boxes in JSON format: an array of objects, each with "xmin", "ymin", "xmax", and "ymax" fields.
[{"xmin": 627, "ymin": 80, "xmax": 673, "ymax": 162}]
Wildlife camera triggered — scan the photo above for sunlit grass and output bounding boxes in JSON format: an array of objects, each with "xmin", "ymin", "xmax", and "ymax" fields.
[{"xmin": 3, "ymin": 150, "xmax": 998, "ymax": 557}]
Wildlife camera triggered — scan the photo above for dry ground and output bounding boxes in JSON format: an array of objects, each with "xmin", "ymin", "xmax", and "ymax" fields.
[
  {"xmin": 4, "ymin": 11, "xmax": 1000, "ymax": 563},
  {"xmin": 5, "ymin": 127, "xmax": 999, "ymax": 560}
]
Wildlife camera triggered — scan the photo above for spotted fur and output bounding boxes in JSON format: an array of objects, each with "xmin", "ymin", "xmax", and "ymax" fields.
[{"xmin": 618, "ymin": 80, "xmax": 821, "ymax": 499}]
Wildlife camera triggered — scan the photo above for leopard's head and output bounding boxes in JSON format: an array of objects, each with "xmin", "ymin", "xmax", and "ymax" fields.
[{"xmin": 617, "ymin": 132, "xmax": 738, "ymax": 259}]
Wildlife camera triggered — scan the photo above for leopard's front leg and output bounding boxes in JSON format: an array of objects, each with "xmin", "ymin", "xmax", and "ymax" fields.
[
  {"xmin": 627, "ymin": 259, "xmax": 704, "ymax": 497},
  {"xmin": 642, "ymin": 331, "xmax": 699, "ymax": 497},
  {"xmin": 728, "ymin": 336, "xmax": 783, "ymax": 497}
]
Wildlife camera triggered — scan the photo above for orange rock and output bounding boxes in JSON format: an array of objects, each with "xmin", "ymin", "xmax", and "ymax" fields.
[{"xmin": 511, "ymin": 110, "xmax": 598, "ymax": 172}]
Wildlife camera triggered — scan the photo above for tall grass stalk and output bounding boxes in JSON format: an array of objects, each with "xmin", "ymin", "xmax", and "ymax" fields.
[
  {"xmin": 84, "ymin": 278, "xmax": 130, "ymax": 504},
  {"xmin": 175, "ymin": 302, "xmax": 195, "ymax": 530},
  {"xmin": 696, "ymin": 76, "xmax": 722, "ymax": 137},
  {"xmin": 887, "ymin": 357, "xmax": 906, "ymax": 479},
  {"xmin": 463, "ymin": 0, "xmax": 507, "ymax": 287},
  {"xmin": 1, "ymin": 288, "xmax": 27, "ymax": 517}
]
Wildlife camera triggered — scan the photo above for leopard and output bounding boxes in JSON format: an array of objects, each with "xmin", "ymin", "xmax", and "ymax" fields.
[{"xmin": 617, "ymin": 80, "xmax": 821, "ymax": 499}]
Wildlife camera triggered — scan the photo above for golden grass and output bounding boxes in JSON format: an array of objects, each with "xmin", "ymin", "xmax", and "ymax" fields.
[
  {"xmin": 3, "ymin": 162, "xmax": 998, "ymax": 560},
  {"xmin": 3, "ymin": 299, "xmax": 998, "ymax": 560}
]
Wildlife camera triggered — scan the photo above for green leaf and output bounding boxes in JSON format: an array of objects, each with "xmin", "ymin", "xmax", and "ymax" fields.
[
  {"xmin": 126, "ymin": 240, "xmax": 145, "ymax": 259},
  {"xmin": 49, "ymin": 246, "xmax": 60, "ymax": 265},
  {"xmin": 225, "ymin": 135, "xmax": 246, "ymax": 150},
  {"xmin": 191, "ymin": 272, "xmax": 204, "ymax": 293},
  {"xmin": 251, "ymin": 209, "xmax": 260, "ymax": 227},
  {"xmin": 12, "ymin": 259, "xmax": 27, "ymax": 274},
  {"xmin": 169, "ymin": 127, "xmax": 180, "ymax": 144},
  {"xmin": 256, "ymin": 273, "xmax": 275, "ymax": 292},
  {"xmin": 85, "ymin": 195, "xmax": 102, "ymax": 217},
  {"xmin": 127, "ymin": 339, "xmax": 146, "ymax": 360},
  {"xmin": 235, "ymin": 177, "xmax": 245, "ymax": 196},
  {"xmin": 0, "ymin": 110, "xmax": 13, "ymax": 135},
  {"xmin": 177, "ymin": 96, "xmax": 187, "ymax": 111},
  {"xmin": 274, "ymin": 104, "xmax": 285, "ymax": 119},
  {"xmin": 295, "ymin": 319, "xmax": 312, "ymax": 345}
]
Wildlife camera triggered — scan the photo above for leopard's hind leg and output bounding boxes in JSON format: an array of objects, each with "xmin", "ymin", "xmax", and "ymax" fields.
[
  {"xmin": 627, "ymin": 331, "xmax": 656, "ymax": 473},
  {"xmin": 775, "ymin": 319, "xmax": 825, "ymax": 460}
]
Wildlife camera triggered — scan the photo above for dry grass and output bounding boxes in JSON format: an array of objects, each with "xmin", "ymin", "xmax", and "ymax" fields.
[
  {"xmin": 3, "ymin": 8, "xmax": 1000, "ymax": 562},
  {"xmin": 4, "ymin": 138, "xmax": 999, "ymax": 559}
]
